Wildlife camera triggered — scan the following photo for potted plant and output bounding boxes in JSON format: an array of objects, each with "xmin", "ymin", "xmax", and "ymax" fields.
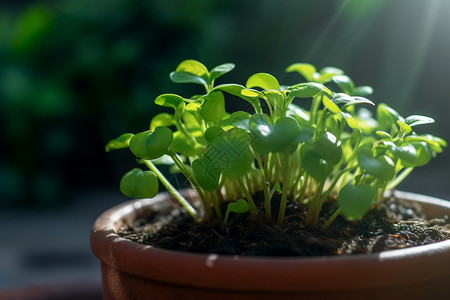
[{"xmin": 91, "ymin": 60, "xmax": 450, "ymax": 299}]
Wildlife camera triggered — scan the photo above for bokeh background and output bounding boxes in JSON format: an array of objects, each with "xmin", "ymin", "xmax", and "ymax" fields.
[{"xmin": 1, "ymin": 0, "xmax": 449, "ymax": 294}]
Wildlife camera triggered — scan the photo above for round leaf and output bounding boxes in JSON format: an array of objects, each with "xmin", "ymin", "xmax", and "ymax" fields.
[
  {"xmin": 246, "ymin": 73, "xmax": 280, "ymax": 91},
  {"xmin": 337, "ymin": 183, "xmax": 376, "ymax": 220},
  {"xmin": 170, "ymin": 71, "xmax": 208, "ymax": 86},
  {"xmin": 174, "ymin": 59, "xmax": 209, "ymax": 77},
  {"xmin": 120, "ymin": 168, "xmax": 158, "ymax": 198},
  {"xmin": 129, "ymin": 127, "xmax": 173, "ymax": 159}
]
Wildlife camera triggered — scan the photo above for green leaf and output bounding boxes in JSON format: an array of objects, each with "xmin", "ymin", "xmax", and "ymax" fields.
[
  {"xmin": 200, "ymin": 91, "xmax": 226, "ymax": 121},
  {"xmin": 390, "ymin": 144, "xmax": 417, "ymax": 164},
  {"xmin": 300, "ymin": 144, "xmax": 333, "ymax": 182},
  {"xmin": 150, "ymin": 154, "xmax": 176, "ymax": 165},
  {"xmin": 129, "ymin": 127, "xmax": 173, "ymax": 160},
  {"xmin": 170, "ymin": 71, "xmax": 208, "ymax": 86},
  {"xmin": 313, "ymin": 132, "xmax": 342, "ymax": 165},
  {"xmin": 192, "ymin": 158, "xmax": 220, "ymax": 191},
  {"xmin": 105, "ymin": 133, "xmax": 134, "ymax": 152},
  {"xmin": 316, "ymin": 66, "xmax": 344, "ymax": 83},
  {"xmin": 204, "ymin": 126, "xmax": 225, "ymax": 143},
  {"xmin": 357, "ymin": 148, "xmax": 395, "ymax": 182},
  {"xmin": 149, "ymin": 113, "xmax": 176, "ymax": 131},
  {"xmin": 246, "ymin": 73, "xmax": 280, "ymax": 91},
  {"xmin": 154, "ymin": 94, "xmax": 185, "ymax": 109},
  {"xmin": 170, "ymin": 131, "xmax": 203, "ymax": 156},
  {"xmin": 249, "ymin": 115, "xmax": 300, "ymax": 154},
  {"xmin": 376, "ymin": 130, "xmax": 392, "ymax": 139},
  {"xmin": 286, "ymin": 63, "xmax": 316, "ymax": 82},
  {"xmin": 120, "ymin": 168, "xmax": 158, "ymax": 198},
  {"xmin": 404, "ymin": 115, "xmax": 435, "ymax": 127},
  {"xmin": 352, "ymin": 86, "xmax": 373, "ymax": 97},
  {"xmin": 397, "ymin": 120, "xmax": 412, "ymax": 136},
  {"xmin": 228, "ymin": 198, "xmax": 250, "ymax": 213},
  {"xmin": 322, "ymin": 96, "xmax": 341, "ymax": 114},
  {"xmin": 219, "ymin": 111, "xmax": 251, "ymax": 131},
  {"xmin": 332, "ymin": 75, "xmax": 355, "ymax": 94},
  {"xmin": 337, "ymin": 183, "xmax": 376, "ymax": 220},
  {"xmin": 210, "ymin": 63, "xmax": 235, "ymax": 81},
  {"xmin": 331, "ymin": 93, "xmax": 374, "ymax": 108},
  {"xmin": 205, "ymin": 128, "xmax": 254, "ymax": 178},
  {"xmin": 213, "ymin": 84, "xmax": 262, "ymax": 111},
  {"xmin": 286, "ymin": 103, "xmax": 310, "ymax": 126},
  {"xmin": 174, "ymin": 59, "xmax": 209, "ymax": 77},
  {"xmin": 289, "ymin": 83, "xmax": 331, "ymax": 98},
  {"xmin": 377, "ymin": 103, "xmax": 403, "ymax": 131},
  {"xmin": 402, "ymin": 142, "xmax": 433, "ymax": 167}
]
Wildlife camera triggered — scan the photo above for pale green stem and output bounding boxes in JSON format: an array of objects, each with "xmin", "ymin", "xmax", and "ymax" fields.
[
  {"xmin": 305, "ymin": 180, "xmax": 326, "ymax": 228},
  {"xmin": 386, "ymin": 167, "xmax": 414, "ymax": 190},
  {"xmin": 236, "ymin": 177, "xmax": 256, "ymax": 216},
  {"xmin": 277, "ymin": 155, "xmax": 291, "ymax": 225},
  {"xmin": 255, "ymin": 151, "xmax": 272, "ymax": 221},
  {"xmin": 166, "ymin": 149, "xmax": 211, "ymax": 217},
  {"xmin": 322, "ymin": 208, "xmax": 341, "ymax": 230},
  {"xmin": 143, "ymin": 160, "xmax": 197, "ymax": 219}
]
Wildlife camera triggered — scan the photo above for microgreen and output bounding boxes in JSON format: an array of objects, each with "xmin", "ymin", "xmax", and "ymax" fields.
[{"xmin": 106, "ymin": 59, "xmax": 446, "ymax": 228}]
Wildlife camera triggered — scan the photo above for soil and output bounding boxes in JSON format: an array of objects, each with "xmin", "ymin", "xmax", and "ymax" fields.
[{"xmin": 118, "ymin": 192, "xmax": 450, "ymax": 256}]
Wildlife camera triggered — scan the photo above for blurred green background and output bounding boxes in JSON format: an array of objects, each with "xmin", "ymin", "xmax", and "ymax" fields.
[{"xmin": 1, "ymin": 0, "xmax": 449, "ymax": 208}]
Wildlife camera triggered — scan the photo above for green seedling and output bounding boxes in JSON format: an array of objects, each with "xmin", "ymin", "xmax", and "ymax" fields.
[{"xmin": 107, "ymin": 59, "xmax": 446, "ymax": 229}]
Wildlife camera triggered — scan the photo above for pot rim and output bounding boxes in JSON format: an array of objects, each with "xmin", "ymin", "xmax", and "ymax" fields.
[{"xmin": 91, "ymin": 190, "xmax": 450, "ymax": 292}]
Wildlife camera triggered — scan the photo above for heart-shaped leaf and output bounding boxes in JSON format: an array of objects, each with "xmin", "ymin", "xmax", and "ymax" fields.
[
  {"xmin": 105, "ymin": 133, "xmax": 134, "ymax": 152},
  {"xmin": 337, "ymin": 183, "xmax": 376, "ymax": 220},
  {"xmin": 228, "ymin": 198, "xmax": 250, "ymax": 213},
  {"xmin": 250, "ymin": 115, "xmax": 300, "ymax": 154},
  {"xmin": 313, "ymin": 132, "xmax": 342, "ymax": 165},
  {"xmin": 170, "ymin": 131, "xmax": 203, "ymax": 156},
  {"xmin": 129, "ymin": 127, "xmax": 173, "ymax": 159},
  {"xmin": 204, "ymin": 128, "xmax": 254, "ymax": 178},
  {"xmin": 300, "ymin": 144, "xmax": 333, "ymax": 182},
  {"xmin": 200, "ymin": 91, "xmax": 226, "ymax": 121},
  {"xmin": 120, "ymin": 168, "xmax": 158, "ymax": 198},
  {"xmin": 192, "ymin": 158, "xmax": 220, "ymax": 191},
  {"xmin": 357, "ymin": 148, "xmax": 395, "ymax": 182}
]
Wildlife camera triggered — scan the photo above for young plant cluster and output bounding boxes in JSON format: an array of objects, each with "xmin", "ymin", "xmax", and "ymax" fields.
[{"xmin": 106, "ymin": 60, "xmax": 446, "ymax": 228}]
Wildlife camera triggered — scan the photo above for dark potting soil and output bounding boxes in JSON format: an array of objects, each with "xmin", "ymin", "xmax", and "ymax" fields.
[{"xmin": 118, "ymin": 192, "xmax": 450, "ymax": 256}]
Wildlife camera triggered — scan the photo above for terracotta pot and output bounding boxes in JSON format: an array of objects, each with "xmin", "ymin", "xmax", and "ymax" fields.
[{"xmin": 91, "ymin": 190, "xmax": 450, "ymax": 299}]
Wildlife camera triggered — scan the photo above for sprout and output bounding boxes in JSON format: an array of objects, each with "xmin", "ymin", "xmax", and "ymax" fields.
[{"xmin": 106, "ymin": 60, "xmax": 446, "ymax": 228}]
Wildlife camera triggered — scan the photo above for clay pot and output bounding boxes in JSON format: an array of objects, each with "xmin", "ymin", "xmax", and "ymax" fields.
[{"xmin": 91, "ymin": 190, "xmax": 450, "ymax": 299}]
